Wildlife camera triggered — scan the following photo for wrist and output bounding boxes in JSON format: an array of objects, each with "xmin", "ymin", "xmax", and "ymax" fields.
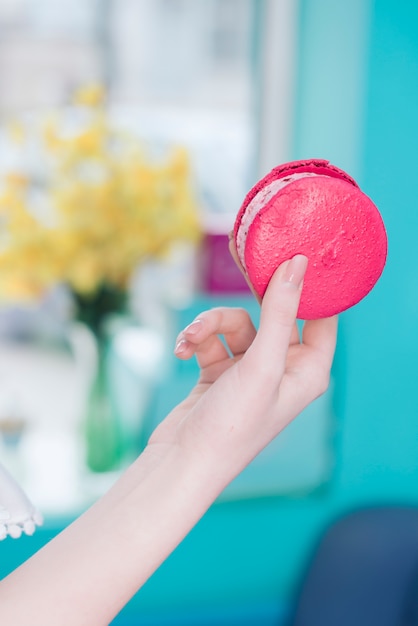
[{"xmin": 137, "ymin": 439, "xmax": 225, "ymax": 506}]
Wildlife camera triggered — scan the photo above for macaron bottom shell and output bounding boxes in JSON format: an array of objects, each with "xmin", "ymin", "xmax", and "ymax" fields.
[{"xmin": 242, "ymin": 176, "xmax": 387, "ymax": 320}]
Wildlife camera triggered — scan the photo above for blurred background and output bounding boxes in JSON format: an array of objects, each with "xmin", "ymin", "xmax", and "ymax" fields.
[{"xmin": 0, "ymin": 0, "xmax": 417, "ymax": 624}]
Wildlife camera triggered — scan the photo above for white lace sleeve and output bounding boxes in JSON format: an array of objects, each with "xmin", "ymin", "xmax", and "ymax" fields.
[{"xmin": 0, "ymin": 461, "xmax": 43, "ymax": 540}]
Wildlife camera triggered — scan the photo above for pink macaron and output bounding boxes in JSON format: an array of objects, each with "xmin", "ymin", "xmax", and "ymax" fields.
[{"xmin": 233, "ymin": 159, "xmax": 388, "ymax": 319}]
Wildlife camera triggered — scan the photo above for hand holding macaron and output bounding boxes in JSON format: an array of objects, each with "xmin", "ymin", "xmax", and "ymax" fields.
[{"xmin": 170, "ymin": 254, "xmax": 337, "ymax": 478}]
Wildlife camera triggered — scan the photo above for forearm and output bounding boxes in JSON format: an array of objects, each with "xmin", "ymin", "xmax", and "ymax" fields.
[{"xmin": 0, "ymin": 443, "xmax": 221, "ymax": 626}]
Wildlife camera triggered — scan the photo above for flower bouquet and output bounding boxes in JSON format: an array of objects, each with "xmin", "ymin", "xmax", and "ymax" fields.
[{"xmin": 0, "ymin": 84, "xmax": 202, "ymax": 471}]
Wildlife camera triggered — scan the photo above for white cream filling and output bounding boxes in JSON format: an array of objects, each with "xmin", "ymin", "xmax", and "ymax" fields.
[{"xmin": 236, "ymin": 172, "xmax": 330, "ymax": 271}]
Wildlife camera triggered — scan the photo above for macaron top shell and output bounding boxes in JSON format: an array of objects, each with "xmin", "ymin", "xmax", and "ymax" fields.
[{"xmin": 234, "ymin": 159, "xmax": 387, "ymax": 320}]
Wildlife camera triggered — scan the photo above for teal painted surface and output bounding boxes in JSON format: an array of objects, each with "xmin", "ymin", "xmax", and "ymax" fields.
[
  {"xmin": 294, "ymin": 0, "xmax": 411, "ymax": 484},
  {"xmin": 339, "ymin": 1, "xmax": 418, "ymax": 500},
  {"xmin": 293, "ymin": 0, "xmax": 372, "ymax": 179},
  {"xmin": 294, "ymin": 0, "xmax": 418, "ymax": 504},
  {"xmin": 3, "ymin": 2, "xmax": 418, "ymax": 623}
]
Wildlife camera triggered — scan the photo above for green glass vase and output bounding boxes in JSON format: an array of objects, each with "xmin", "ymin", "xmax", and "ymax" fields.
[{"xmin": 84, "ymin": 334, "xmax": 123, "ymax": 473}]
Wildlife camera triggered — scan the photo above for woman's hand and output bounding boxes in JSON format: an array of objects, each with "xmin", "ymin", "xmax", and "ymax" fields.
[{"xmin": 149, "ymin": 254, "xmax": 337, "ymax": 484}]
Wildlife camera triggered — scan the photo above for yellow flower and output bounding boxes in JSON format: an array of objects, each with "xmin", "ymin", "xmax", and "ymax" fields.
[
  {"xmin": 73, "ymin": 83, "xmax": 106, "ymax": 108},
  {"xmin": 43, "ymin": 117, "xmax": 65, "ymax": 152},
  {"xmin": 4, "ymin": 172, "xmax": 29, "ymax": 190},
  {"xmin": 0, "ymin": 85, "xmax": 202, "ymax": 306},
  {"xmin": 72, "ymin": 122, "xmax": 106, "ymax": 157},
  {"xmin": 6, "ymin": 120, "xmax": 26, "ymax": 145}
]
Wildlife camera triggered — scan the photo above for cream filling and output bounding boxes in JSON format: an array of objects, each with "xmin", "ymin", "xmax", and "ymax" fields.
[{"xmin": 236, "ymin": 172, "xmax": 330, "ymax": 271}]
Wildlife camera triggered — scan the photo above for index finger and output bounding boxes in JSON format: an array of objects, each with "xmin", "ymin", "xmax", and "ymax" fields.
[
  {"xmin": 247, "ymin": 255, "xmax": 308, "ymax": 371},
  {"xmin": 229, "ymin": 235, "xmax": 301, "ymax": 345}
]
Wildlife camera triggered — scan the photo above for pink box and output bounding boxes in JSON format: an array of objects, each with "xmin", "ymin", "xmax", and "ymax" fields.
[{"xmin": 198, "ymin": 231, "xmax": 251, "ymax": 295}]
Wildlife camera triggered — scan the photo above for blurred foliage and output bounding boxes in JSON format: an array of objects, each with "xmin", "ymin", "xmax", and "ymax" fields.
[{"xmin": 0, "ymin": 84, "xmax": 202, "ymax": 319}]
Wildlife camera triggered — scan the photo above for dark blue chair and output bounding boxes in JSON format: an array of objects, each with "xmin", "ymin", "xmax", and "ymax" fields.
[{"xmin": 289, "ymin": 507, "xmax": 418, "ymax": 626}]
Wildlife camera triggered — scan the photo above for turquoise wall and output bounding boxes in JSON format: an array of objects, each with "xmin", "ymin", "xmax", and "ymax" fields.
[
  {"xmin": 356, "ymin": 0, "xmax": 418, "ymax": 499},
  {"xmin": 293, "ymin": 0, "xmax": 418, "ymax": 504},
  {"xmin": 3, "ymin": 2, "xmax": 418, "ymax": 623}
]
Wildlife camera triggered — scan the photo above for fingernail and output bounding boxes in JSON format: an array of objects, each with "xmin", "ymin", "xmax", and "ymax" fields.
[
  {"xmin": 174, "ymin": 338, "xmax": 188, "ymax": 355},
  {"xmin": 184, "ymin": 318, "xmax": 203, "ymax": 336},
  {"xmin": 283, "ymin": 255, "xmax": 308, "ymax": 288}
]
